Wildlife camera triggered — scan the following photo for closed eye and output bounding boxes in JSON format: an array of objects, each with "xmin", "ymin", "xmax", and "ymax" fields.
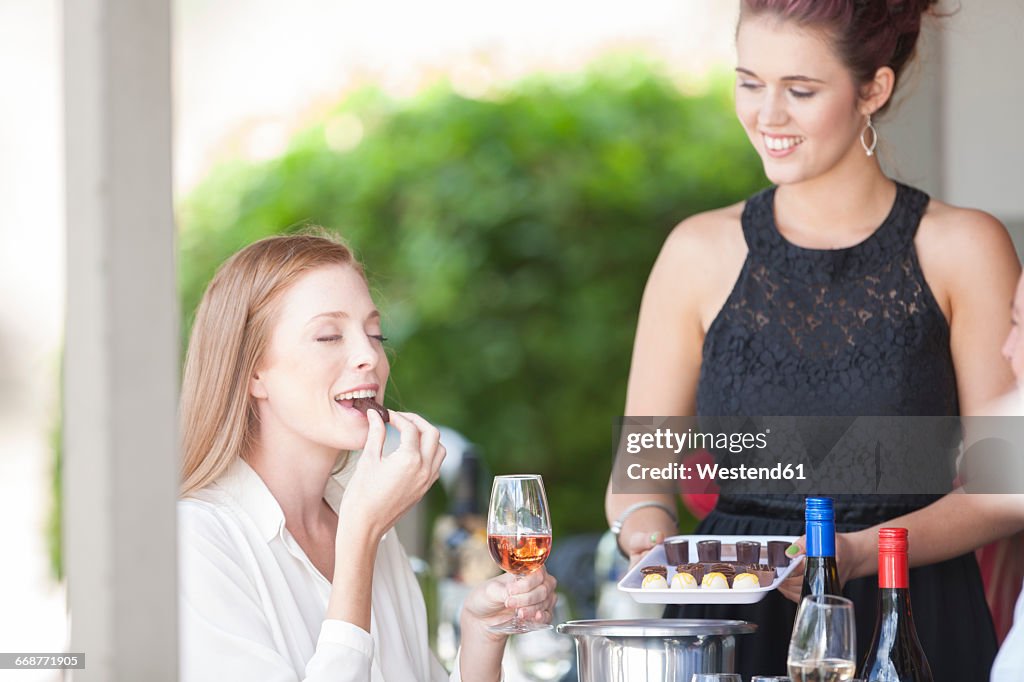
[
  {"xmin": 316, "ymin": 335, "xmax": 342, "ymax": 342},
  {"xmin": 370, "ymin": 334, "xmax": 388, "ymax": 343}
]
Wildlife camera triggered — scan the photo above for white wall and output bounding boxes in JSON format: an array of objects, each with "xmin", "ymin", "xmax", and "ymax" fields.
[{"xmin": 943, "ymin": 0, "xmax": 1024, "ymax": 225}]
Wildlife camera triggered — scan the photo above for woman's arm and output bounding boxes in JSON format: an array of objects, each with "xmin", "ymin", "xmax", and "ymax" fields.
[
  {"xmin": 844, "ymin": 208, "xmax": 1022, "ymax": 581},
  {"xmin": 456, "ymin": 569, "xmax": 558, "ymax": 682},
  {"xmin": 842, "ymin": 493, "xmax": 1024, "ymax": 580},
  {"xmin": 605, "ymin": 210, "xmax": 745, "ymax": 564},
  {"xmin": 780, "ymin": 208, "xmax": 1024, "ymax": 602},
  {"xmin": 329, "ymin": 410, "xmax": 446, "ymax": 628}
]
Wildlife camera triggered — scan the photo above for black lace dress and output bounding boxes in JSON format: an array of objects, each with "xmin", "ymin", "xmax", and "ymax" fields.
[{"xmin": 667, "ymin": 182, "xmax": 997, "ymax": 680}]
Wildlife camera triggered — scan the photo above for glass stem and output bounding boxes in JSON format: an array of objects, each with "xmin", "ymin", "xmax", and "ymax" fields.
[{"xmin": 511, "ymin": 573, "xmax": 525, "ymax": 626}]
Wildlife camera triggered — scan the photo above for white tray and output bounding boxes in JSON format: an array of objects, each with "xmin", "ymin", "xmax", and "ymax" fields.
[{"xmin": 618, "ymin": 534, "xmax": 802, "ymax": 604}]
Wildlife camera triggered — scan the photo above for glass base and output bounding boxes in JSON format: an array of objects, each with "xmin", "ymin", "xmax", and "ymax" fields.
[{"xmin": 486, "ymin": 619, "xmax": 553, "ymax": 635}]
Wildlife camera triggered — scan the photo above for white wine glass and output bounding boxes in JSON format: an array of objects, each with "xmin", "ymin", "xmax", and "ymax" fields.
[
  {"xmin": 787, "ymin": 594, "xmax": 857, "ymax": 682},
  {"xmin": 486, "ymin": 475, "xmax": 553, "ymax": 634}
]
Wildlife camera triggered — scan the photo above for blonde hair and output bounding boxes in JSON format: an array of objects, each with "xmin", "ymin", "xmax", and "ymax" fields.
[{"xmin": 179, "ymin": 230, "xmax": 364, "ymax": 497}]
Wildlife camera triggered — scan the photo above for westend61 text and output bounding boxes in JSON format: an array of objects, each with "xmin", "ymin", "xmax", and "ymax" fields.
[{"xmin": 627, "ymin": 461, "xmax": 807, "ymax": 481}]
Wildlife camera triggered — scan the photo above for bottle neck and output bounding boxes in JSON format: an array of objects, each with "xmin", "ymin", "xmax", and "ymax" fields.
[
  {"xmin": 878, "ymin": 550, "xmax": 909, "ymax": 589},
  {"xmin": 806, "ymin": 519, "xmax": 836, "ymax": 557}
]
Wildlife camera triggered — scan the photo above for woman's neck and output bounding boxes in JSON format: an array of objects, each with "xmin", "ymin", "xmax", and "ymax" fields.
[
  {"xmin": 246, "ymin": 435, "xmax": 341, "ymax": 535},
  {"xmin": 774, "ymin": 157, "xmax": 896, "ymax": 249}
]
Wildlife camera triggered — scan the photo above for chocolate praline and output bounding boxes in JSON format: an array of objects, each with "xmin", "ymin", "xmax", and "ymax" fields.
[{"xmin": 641, "ymin": 565, "xmax": 668, "ymax": 579}]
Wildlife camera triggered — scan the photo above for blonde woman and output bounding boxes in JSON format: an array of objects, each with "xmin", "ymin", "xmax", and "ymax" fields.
[{"xmin": 178, "ymin": 232, "xmax": 556, "ymax": 682}]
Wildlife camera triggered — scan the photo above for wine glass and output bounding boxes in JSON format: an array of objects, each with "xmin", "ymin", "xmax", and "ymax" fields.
[
  {"xmin": 486, "ymin": 474, "xmax": 553, "ymax": 634},
  {"xmin": 787, "ymin": 594, "xmax": 857, "ymax": 682}
]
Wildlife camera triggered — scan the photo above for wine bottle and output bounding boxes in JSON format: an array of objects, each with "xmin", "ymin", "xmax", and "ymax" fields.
[
  {"xmin": 859, "ymin": 528, "xmax": 933, "ymax": 682},
  {"xmin": 800, "ymin": 497, "xmax": 842, "ymax": 599}
]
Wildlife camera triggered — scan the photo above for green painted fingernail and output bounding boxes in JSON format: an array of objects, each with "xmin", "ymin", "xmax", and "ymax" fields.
[{"xmin": 786, "ymin": 544, "xmax": 801, "ymax": 556}]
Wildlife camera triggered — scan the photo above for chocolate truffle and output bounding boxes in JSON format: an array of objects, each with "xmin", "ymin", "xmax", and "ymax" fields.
[
  {"xmin": 701, "ymin": 572, "xmax": 730, "ymax": 589},
  {"xmin": 352, "ymin": 397, "xmax": 390, "ymax": 423},
  {"xmin": 641, "ymin": 573, "xmax": 669, "ymax": 589},
  {"xmin": 732, "ymin": 572, "xmax": 760, "ymax": 590},
  {"xmin": 671, "ymin": 571, "xmax": 699, "ymax": 590}
]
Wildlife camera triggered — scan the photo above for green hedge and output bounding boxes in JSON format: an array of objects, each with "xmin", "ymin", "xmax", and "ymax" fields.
[{"xmin": 177, "ymin": 58, "xmax": 767, "ymax": 539}]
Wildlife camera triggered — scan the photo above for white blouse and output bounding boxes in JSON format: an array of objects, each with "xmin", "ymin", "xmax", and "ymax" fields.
[{"xmin": 179, "ymin": 457, "xmax": 462, "ymax": 682}]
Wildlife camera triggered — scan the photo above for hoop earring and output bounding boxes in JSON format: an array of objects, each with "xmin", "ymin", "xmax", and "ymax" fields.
[{"xmin": 860, "ymin": 115, "xmax": 878, "ymax": 157}]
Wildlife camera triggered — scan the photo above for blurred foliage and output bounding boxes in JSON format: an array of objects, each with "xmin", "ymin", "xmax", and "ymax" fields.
[{"xmin": 177, "ymin": 57, "xmax": 766, "ymax": 539}]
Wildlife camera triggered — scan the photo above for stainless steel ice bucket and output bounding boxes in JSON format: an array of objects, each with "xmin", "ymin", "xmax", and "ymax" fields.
[{"xmin": 556, "ymin": 619, "xmax": 756, "ymax": 682}]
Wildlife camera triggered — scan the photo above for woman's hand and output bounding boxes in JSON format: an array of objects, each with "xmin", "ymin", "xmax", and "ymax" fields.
[
  {"xmin": 455, "ymin": 569, "xmax": 558, "ymax": 680},
  {"xmin": 339, "ymin": 409, "xmax": 446, "ymax": 541},
  {"xmin": 621, "ymin": 528, "xmax": 672, "ymax": 568},
  {"xmin": 615, "ymin": 506, "xmax": 679, "ymax": 568},
  {"xmin": 777, "ymin": 530, "xmax": 872, "ymax": 603},
  {"xmin": 461, "ymin": 569, "xmax": 558, "ymax": 638}
]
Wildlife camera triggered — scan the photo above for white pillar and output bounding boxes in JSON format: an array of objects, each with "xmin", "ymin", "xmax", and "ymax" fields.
[{"xmin": 63, "ymin": 0, "xmax": 178, "ymax": 679}]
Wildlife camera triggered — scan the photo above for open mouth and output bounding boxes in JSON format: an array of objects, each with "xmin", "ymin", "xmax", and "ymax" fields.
[
  {"xmin": 762, "ymin": 134, "xmax": 805, "ymax": 153},
  {"xmin": 333, "ymin": 389, "xmax": 389, "ymax": 422},
  {"xmin": 333, "ymin": 388, "xmax": 377, "ymax": 406}
]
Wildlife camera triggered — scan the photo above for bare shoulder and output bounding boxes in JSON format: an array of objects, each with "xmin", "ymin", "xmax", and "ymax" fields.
[
  {"xmin": 652, "ymin": 200, "xmax": 748, "ymax": 329},
  {"xmin": 659, "ymin": 200, "xmax": 746, "ymax": 270},
  {"xmin": 665, "ymin": 201, "xmax": 744, "ymax": 247},
  {"xmin": 916, "ymin": 198, "xmax": 1020, "ymax": 313},
  {"xmin": 918, "ymin": 199, "xmax": 1015, "ymax": 257}
]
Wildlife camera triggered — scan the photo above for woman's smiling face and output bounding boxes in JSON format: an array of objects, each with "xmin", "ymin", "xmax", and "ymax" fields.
[
  {"xmin": 249, "ymin": 263, "xmax": 390, "ymax": 454},
  {"xmin": 735, "ymin": 13, "xmax": 868, "ymax": 186}
]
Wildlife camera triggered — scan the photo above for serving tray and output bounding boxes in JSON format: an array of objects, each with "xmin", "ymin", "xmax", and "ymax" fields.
[{"xmin": 618, "ymin": 534, "xmax": 802, "ymax": 604}]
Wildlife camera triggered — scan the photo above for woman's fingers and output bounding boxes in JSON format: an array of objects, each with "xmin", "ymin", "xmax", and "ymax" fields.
[
  {"xmin": 362, "ymin": 407, "xmax": 387, "ymax": 459},
  {"xmin": 429, "ymin": 443, "xmax": 446, "ymax": 482},
  {"xmin": 387, "ymin": 411, "xmax": 422, "ymax": 454},
  {"xmin": 777, "ymin": 557, "xmax": 805, "ymax": 604},
  {"xmin": 394, "ymin": 411, "xmax": 441, "ymax": 458},
  {"xmin": 505, "ymin": 571, "xmax": 557, "ymax": 610},
  {"xmin": 625, "ymin": 530, "xmax": 662, "ymax": 567}
]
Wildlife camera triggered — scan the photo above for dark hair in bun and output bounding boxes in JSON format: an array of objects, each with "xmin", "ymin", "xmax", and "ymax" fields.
[{"xmin": 741, "ymin": 0, "xmax": 944, "ymax": 114}]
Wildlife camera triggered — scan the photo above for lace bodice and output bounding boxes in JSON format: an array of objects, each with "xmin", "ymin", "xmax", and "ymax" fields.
[{"xmin": 697, "ymin": 182, "xmax": 957, "ymax": 418}]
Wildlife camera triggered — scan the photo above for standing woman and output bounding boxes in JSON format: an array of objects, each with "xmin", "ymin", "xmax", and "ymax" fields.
[
  {"xmin": 178, "ymin": 233, "xmax": 556, "ymax": 681},
  {"xmin": 605, "ymin": 1, "xmax": 1021, "ymax": 679}
]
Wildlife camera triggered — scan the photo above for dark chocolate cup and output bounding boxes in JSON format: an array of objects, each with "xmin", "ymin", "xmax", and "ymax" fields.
[
  {"xmin": 736, "ymin": 540, "xmax": 762, "ymax": 565},
  {"xmin": 696, "ymin": 539, "xmax": 721, "ymax": 562},
  {"xmin": 767, "ymin": 540, "xmax": 791, "ymax": 568},
  {"xmin": 664, "ymin": 539, "xmax": 690, "ymax": 565}
]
